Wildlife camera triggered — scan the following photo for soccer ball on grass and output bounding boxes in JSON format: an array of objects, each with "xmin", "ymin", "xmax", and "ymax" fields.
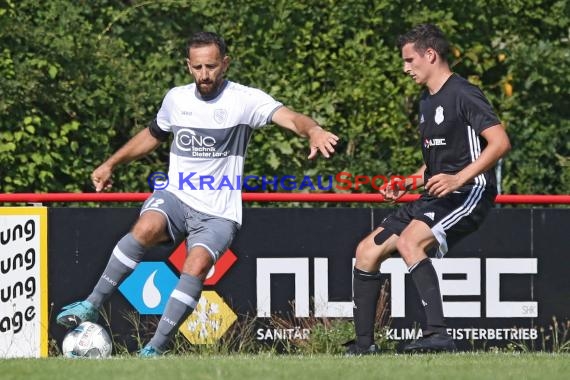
[{"xmin": 61, "ymin": 321, "xmax": 112, "ymax": 358}]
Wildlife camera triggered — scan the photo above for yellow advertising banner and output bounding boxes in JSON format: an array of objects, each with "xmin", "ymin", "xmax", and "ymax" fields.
[{"xmin": 0, "ymin": 207, "xmax": 48, "ymax": 358}]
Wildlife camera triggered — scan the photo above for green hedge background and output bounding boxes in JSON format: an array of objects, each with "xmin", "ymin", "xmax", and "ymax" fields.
[{"xmin": 1, "ymin": 0, "xmax": 568, "ymax": 197}]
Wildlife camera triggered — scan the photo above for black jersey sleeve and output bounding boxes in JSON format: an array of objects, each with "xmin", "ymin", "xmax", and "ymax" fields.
[
  {"xmin": 148, "ymin": 118, "xmax": 170, "ymax": 142},
  {"xmin": 458, "ymin": 84, "xmax": 501, "ymax": 135}
]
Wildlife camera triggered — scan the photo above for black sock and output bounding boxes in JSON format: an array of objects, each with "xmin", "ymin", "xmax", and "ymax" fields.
[
  {"xmin": 352, "ymin": 267, "xmax": 381, "ymax": 347},
  {"xmin": 409, "ymin": 258, "xmax": 446, "ymax": 334}
]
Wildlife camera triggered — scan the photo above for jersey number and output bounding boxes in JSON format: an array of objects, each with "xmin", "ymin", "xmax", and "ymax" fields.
[{"xmin": 145, "ymin": 198, "xmax": 165, "ymax": 209}]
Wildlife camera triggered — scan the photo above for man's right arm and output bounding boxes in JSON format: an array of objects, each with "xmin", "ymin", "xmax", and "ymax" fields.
[{"xmin": 92, "ymin": 127, "xmax": 163, "ymax": 192}]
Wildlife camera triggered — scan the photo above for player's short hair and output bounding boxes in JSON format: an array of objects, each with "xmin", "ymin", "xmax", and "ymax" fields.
[
  {"xmin": 397, "ymin": 24, "xmax": 450, "ymax": 61},
  {"xmin": 186, "ymin": 31, "xmax": 228, "ymax": 57}
]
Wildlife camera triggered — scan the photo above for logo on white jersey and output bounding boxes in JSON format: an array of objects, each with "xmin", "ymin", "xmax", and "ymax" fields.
[
  {"xmin": 214, "ymin": 109, "xmax": 228, "ymax": 124},
  {"xmin": 435, "ymin": 106, "xmax": 444, "ymax": 125},
  {"xmin": 176, "ymin": 129, "xmax": 216, "ymax": 152}
]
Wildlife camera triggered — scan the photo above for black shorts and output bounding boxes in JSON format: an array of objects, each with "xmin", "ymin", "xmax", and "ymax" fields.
[{"xmin": 378, "ymin": 187, "xmax": 496, "ymax": 257}]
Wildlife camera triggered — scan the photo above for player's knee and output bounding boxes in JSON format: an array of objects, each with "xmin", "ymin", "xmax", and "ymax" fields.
[
  {"xmin": 182, "ymin": 252, "xmax": 213, "ymax": 279},
  {"xmin": 131, "ymin": 220, "xmax": 166, "ymax": 246},
  {"xmin": 355, "ymin": 239, "xmax": 367, "ymax": 258},
  {"xmin": 355, "ymin": 236, "xmax": 392, "ymax": 270}
]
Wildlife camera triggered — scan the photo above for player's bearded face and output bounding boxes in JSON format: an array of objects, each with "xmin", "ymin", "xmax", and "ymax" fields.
[{"xmin": 187, "ymin": 44, "xmax": 229, "ymax": 99}]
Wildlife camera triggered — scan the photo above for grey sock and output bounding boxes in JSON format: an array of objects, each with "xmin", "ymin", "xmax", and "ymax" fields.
[
  {"xmin": 149, "ymin": 273, "xmax": 203, "ymax": 351},
  {"xmin": 87, "ymin": 233, "xmax": 146, "ymax": 307}
]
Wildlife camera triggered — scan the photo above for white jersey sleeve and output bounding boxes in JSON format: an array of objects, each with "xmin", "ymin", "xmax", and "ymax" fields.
[
  {"xmin": 155, "ymin": 89, "xmax": 178, "ymax": 133},
  {"xmin": 239, "ymin": 86, "xmax": 283, "ymax": 129}
]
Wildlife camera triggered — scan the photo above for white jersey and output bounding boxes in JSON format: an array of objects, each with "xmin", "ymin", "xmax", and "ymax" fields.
[{"xmin": 155, "ymin": 80, "xmax": 282, "ymax": 224}]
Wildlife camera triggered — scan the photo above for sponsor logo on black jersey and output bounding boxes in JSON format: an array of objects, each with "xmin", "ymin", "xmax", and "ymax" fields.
[{"xmin": 424, "ymin": 138, "xmax": 447, "ymax": 148}]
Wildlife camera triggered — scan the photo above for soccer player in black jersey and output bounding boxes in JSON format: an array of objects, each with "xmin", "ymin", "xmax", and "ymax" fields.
[{"xmin": 346, "ymin": 24, "xmax": 511, "ymax": 354}]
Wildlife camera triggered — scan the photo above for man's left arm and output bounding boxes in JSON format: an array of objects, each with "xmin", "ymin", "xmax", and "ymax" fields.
[
  {"xmin": 271, "ymin": 106, "xmax": 339, "ymax": 159},
  {"xmin": 426, "ymin": 124, "xmax": 511, "ymax": 197}
]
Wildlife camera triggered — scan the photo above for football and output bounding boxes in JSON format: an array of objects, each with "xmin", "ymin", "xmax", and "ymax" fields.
[{"xmin": 61, "ymin": 321, "xmax": 112, "ymax": 358}]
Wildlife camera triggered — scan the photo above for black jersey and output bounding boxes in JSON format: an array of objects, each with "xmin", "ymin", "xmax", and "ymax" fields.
[{"xmin": 418, "ymin": 74, "xmax": 501, "ymax": 191}]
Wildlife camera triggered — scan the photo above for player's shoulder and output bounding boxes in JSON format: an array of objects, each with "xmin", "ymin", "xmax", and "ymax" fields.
[
  {"xmin": 224, "ymin": 81, "xmax": 272, "ymax": 98},
  {"xmin": 160, "ymin": 84, "xmax": 198, "ymax": 107},
  {"xmin": 449, "ymin": 74, "xmax": 482, "ymax": 94},
  {"xmin": 165, "ymin": 83, "xmax": 196, "ymax": 97},
  {"xmin": 449, "ymin": 73, "xmax": 469, "ymax": 85},
  {"xmin": 439, "ymin": 74, "xmax": 488, "ymax": 106}
]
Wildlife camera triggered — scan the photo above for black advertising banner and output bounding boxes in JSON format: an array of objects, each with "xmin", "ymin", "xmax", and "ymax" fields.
[
  {"xmin": 533, "ymin": 209, "xmax": 570, "ymax": 326},
  {"xmin": 47, "ymin": 207, "xmax": 570, "ymax": 351}
]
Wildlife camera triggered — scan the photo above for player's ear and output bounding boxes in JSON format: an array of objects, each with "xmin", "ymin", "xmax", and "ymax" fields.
[
  {"xmin": 222, "ymin": 55, "xmax": 231, "ymax": 73},
  {"xmin": 426, "ymin": 48, "xmax": 437, "ymax": 63}
]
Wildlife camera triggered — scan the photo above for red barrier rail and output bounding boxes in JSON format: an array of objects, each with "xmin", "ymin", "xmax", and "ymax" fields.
[{"xmin": 0, "ymin": 193, "xmax": 569, "ymax": 204}]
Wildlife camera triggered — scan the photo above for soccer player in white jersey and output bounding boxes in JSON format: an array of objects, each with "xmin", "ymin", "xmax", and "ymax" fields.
[
  {"xmin": 56, "ymin": 31, "xmax": 338, "ymax": 357},
  {"xmin": 345, "ymin": 24, "xmax": 511, "ymax": 354}
]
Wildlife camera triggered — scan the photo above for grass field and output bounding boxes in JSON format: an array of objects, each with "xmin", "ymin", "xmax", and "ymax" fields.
[{"xmin": 2, "ymin": 353, "xmax": 569, "ymax": 380}]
